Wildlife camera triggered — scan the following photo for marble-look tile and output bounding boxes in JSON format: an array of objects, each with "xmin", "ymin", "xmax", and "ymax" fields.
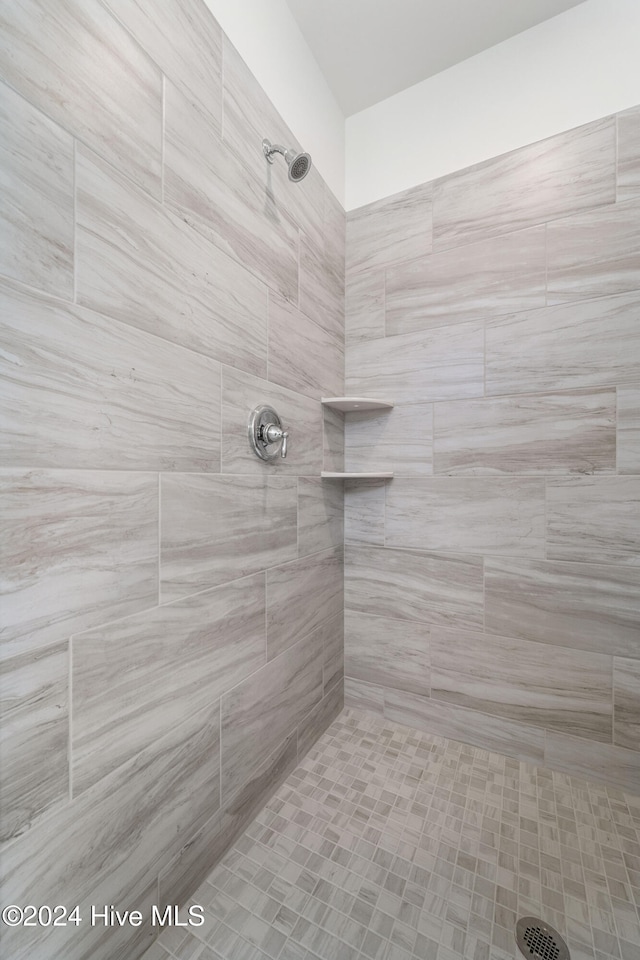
[
  {"xmin": 323, "ymin": 407, "xmax": 345, "ymax": 474},
  {"xmin": 546, "ymin": 477, "xmax": 640, "ymax": 565},
  {"xmin": 76, "ymin": 145, "xmax": 267, "ymax": 377},
  {"xmin": 618, "ymin": 385, "xmax": 640, "ymax": 474},
  {"xmin": 345, "ymin": 612, "xmax": 430, "ymax": 697},
  {"xmin": 73, "ymin": 573, "xmax": 266, "ymax": 794},
  {"xmin": 347, "ymin": 184, "xmax": 432, "ymax": 274},
  {"xmin": 430, "ymin": 627, "xmax": 612, "ymax": 742},
  {"xmin": 0, "ymin": 642, "xmax": 68, "ymax": 843},
  {"xmin": 344, "ymin": 480, "xmax": 385, "ymax": 546},
  {"xmin": 432, "ymin": 117, "xmax": 615, "ymax": 249},
  {"xmin": 386, "ymin": 225, "xmax": 545, "ymax": 336},
  {"xmin": 0, "ymin": 279, "xmax": 221, "ymax": 471},
  {"xmin": 544, "ymin": 731, "xmax": 640, "ymax": 794},
  {"xmin": 345, "ymin": 268, "xmax": 385, "ymax": 345},
  {"xmin": 220, "ymin": 633, "xmax": 323, "ymax": 804},
  {"xmin": 1, "ymin": 470, "xmax": 157, "ymax": 660},
  {"xmin": 386, "ymin": 478, "xmax": 545, "ymax": 557},
  {"xmin": 384, "ymin": 690, "xmax": 546, "ymax": 766},
  {"xmin": 0, "ymin": 0, "xmax": 161, "ymax": 197},
  {"xmin": 486, "ymin": 291, "xmax": 640, "ymax": 396},
  {"xmin": 613, "ymin": 657, "xmax": 640, "ymax": 750},
  {"xmin": 0, "ymin": 82, "xmax": 73, "ymax": 297},
  {"xmin": 297, "ymin": 678, "xmax": 344, "ymax": 760},
  {"xmin": 344, "ymin": 678, "xmax": 384, "ymax": 716},
  {"xmin": 298, "ymin": 478, "xmax": 344, "ymax": 557},
  {"xmin": 224, "ymin": 731, "xmax": 298, "ymax": 830},
  {"xmin": 346, "ymin": 322, "xmax": 484, "ymax": 404},
  {"xmin": 617, "ymin": 105, "xmax": 640, "ymax": 201},
  {"xmin": 268, "ymin": 293, "xmax": 343, "ymax": 400},
  {"xmin": 164, "ymin": 79, "xmax": 298, "ymax": 303},
  {"xmin": 433, "ymin": 390, "xmax": 616, "ymax": 476},
  {"xmin": 266, "ymin": 548, "xmax": 343, "ymax": 661},
  {"xmin": 221, "ymin": 366, "xmax": 323, "ymax": 477},
  {"xmin": 485, "ymin": 557, "xmax": 640, "ymax": 658},
  {"xmin": 160, "ymin": 474, "xmax": 297, "ymax": 602},
  {"xmin": 322, "ymin": 613, "xmax": 344, "ymax": 694},
  {"xmin": 345, "ymin": 545, "xmax": 484, "ymax": 630},
  {"xmin": 299, "ymin": 233, "xmax": 344, "ymax": 344},
  {"xmin": 0, "ymin": 701, "xmax": 220, "ymax": 960},
  {"xmin": 346, "ymin": 403, "xmax": 433, "ymax": 476},
  {"xmin": 324, "ymin": 186, "xmax": 346, "ymax": 293}
]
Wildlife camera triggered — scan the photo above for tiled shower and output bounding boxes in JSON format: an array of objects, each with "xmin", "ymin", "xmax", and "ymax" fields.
[{"xmin": 0, "ymin": 3, "xmax": 639, "ymax": 960}]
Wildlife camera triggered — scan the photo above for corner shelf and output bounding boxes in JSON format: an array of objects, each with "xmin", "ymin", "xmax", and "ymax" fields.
[
  {"xmin": 321, "ymin": 472, "xmax": 394, "ymax": 480},
  {"xmin": 321, "ymin": 397, "xmax": 394, "ymax": 412}
]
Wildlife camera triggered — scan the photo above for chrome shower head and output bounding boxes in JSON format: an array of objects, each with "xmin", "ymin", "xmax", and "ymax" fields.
[{"xmin": 262, "ymin": 139, "xmax": 312, "ymax": 182}]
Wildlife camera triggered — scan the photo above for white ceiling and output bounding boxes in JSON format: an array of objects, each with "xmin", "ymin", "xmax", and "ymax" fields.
[{"xmin": 285, "ymin": 0, "xmax": 588, "ymax": 116}]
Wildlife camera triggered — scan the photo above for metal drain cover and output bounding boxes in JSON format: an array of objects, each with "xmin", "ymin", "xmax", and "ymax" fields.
[{"xmin": 515, "ymin": 917, "xmax": 570, "ymax": 960}]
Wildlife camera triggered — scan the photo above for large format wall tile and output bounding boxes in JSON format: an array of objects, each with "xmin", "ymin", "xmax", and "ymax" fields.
[
  {"xmin": 345, "ymin": 545, "xmax": 484, "ymax": 629},
  {"xmin": 346, "ymin": 183, "xmax": 432, "ymax": 274},
  {"xmin": 1, "ymin": 642, "xmax": 68, "ymax": 843},
  {"xmin": 544, "ymin": 731, "xmax": 640, "ymax": 794},
  {"xmin": 386, "ymin": 225, "xmax": 545, "ymax": 336},
  {"xmin": 386, "ymin": 478, "xmax": 545, "ymax": 556},
  {"xmin": 344, "ymin": 678, "xmax": 384, "ymax": 716},
  {"xmin": 0, "ymin": 82, "xmax": 73, "ymax": 297},
  {"xmin": 322, "ymin": 614, "xmax": 344, "ymax": 694},
  {"xmin": 614, "ymin": 657, "xmax": 640, "ymax": 750},
  {"xmin": 160, "ymin": 474, "xmax": 297, "ymax": 602},
  {"xmin": 0, "ymin": 280, "xmax": 221, "ymax": 471},
  {"xmin": 432, "ymin": 117, "xmax": 615, "ymax": 248},
  {"xmin": 344, "ymin": 480, "xmax": 385, "ymax": 545},
  {"xmin": 618, "ymin": 105, "xmax": 640, "ymax": 201},
  {"xmin": 73, "ymin": 573, "xmax": 266, "ymax": 794},
  {"xmin": 76, "ymin": 146, "xmax": 267, "ymax": 376},
  {"xmin": 485, "ymin": 557, "xmax": 640, "ymax": 658},
  {"xmin": 618, "ymin": 385, "xmax": 640, "ymax": 474},
  {"xmin": 345, "ymin": 268, "xmax": 385, "ymax": 345},
  {"xmin": 546, "ymin": 477, "xmax": 640, "ymax": 565},
  {"xmin": 346, "ymin": 403, "xmax": 433, "ymax": 476},
  {"xmin": 486, "ymin": 291, "xmax": 640, "ymax": 396},
  {"xmin": 345, "ymin": 612, "xmax": 430, "ymax": 697},
  {"xmin": 1, "ymin": 470, "xmax": 157, "ymax": 660},
  {"xmin": 268, "ymin": 293, "xmax": 343, "ymax": 400},
  {"xmin": 430, "ymin": 627, "xmax": 612, "ymax": 742},
  {"xmin": 0, "ymin": 0, "xmax": 162, "ymax": 197},
  {"xmin": 323, "ymin": 407, "xmax": 345, "ymax": 474},
  {"xmin": 346, "ymin": 322, "xmax": 484, "ymax": 403},
  {"xmin": 299, "ymin": 233, "xmax": 344, "ymax": 343},
  {"xmin": 297, "ymin": 677, "xmax": 343, "ymax": 760},
  {"xmin": 298, "ymin": 478, "xmax": 344, "ymax": 557},
  {"xmin": 433, "ymin": 390, "xmax": 615, "ymax": 476}
]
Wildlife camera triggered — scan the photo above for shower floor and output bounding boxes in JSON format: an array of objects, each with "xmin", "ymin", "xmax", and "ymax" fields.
[{"xmin": 144, "ymin": 709, "xmax": 640, "ymax": 960}]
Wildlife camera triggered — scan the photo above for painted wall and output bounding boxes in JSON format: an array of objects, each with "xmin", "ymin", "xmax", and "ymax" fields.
[
  {"xmin": 0, "ymin": 1, "xmax": 344, "ymax": 957},
  {"xmin": 346, "ymin": 0, "xmax": 640, "ymax": 209},
  {"xmin": 344, "ymin": 107, "xmax": 640, "ymax": 793}
]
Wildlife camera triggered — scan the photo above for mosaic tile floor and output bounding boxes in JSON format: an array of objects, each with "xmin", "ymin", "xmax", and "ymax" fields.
[{"xmin": 146, "ymin": 709, "xmax": 640, "ymax": 960}]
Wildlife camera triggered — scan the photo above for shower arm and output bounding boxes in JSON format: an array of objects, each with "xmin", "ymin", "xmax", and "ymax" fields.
[{"xmin": 263, "ymin": 142, "xmax": 289, "ymax": 164}]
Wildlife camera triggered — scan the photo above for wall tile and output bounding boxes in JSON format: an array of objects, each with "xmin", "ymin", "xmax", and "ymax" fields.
[
  {"xmin": 430, "ymin": 627, "xmax": 612, "ymax": 742},
  {"xmin": 386, "ymin": 478, "xmax": 545, "ymax": 557},
  {"xmin": 346, "ymin": 403, "xmax": 433, "ymax": 476},
  {"xmin": 160, "ymin": 474, "xmax": 297, "ymax": 602},
  {"xmin": 323, "ymin": 187, "xmax": 346, "ymax": 295},
  {"xmin": 73, "ymin": 573, "xmax": 266, "ymax": 794},
  {"xmin": 344, "ymin": 678, "xmax": 384, "ymax": 716},
  {"xmin": 386, "ymin": 225, "xmax": 545, "ymax": 336},
  {"xmin": 433, "ymin": 390, "xmax": 616, "ymax": 476},
  {"xmin": 297, "ymin": 678, "xmax": 344, "ymax": 760},
  {"xmin": 266, "ymin": 548, "xmax": 343, "ymax": 661},
  {"xmin": 345, "ymin": 545, "xmax": 484, "ymax": 630},
  {"xmin": 544, "ymin": 731, "xmax": 640, "ymax": 794},
  {"xmin": 0, "ymin": 0, "xmax": 162, "ymax": 197},
  {"xmin": 345, "ymin": 612, "xmax": 430, "ymax": 697},
  {"xmin": 298, "ymin": 478, "xmax": 344, "ymax": 557},
  {"xmin": 345, "ymin": 268, "xmax": 385, "ymax": 345},
  {"xmin": 613, "ymin": 657, "xmax": 640, "ymax": 750},
  {"xmin": 485, "ymin": 557, "xmax": 640, "ymax": 658},
  {"xmin": 299, "ymin": 233, "xmax": 344, "ymax": 343},
  {"xmin": 618, "ymin": 385, "xmax": 640, "ymax": 474},
  {"xmin": 76, "ymin": 145, "xmax": 267, "ymax": 377},
  {"xmin": 0, "ymin": 643, "xmax": 68, "ymax": 844},
  {"xmin": 346, "ymin": 184, "xmax": 432, "ymax": 274},
  {"xmin": 546, "ymin": 477, "xmax": 640, "ymax": 565},
  {"xmin": 432, "ymin": 117, "xmax": 615, "ymax": 249},
  {"xmin": 344, "ymin": 480, "xmax": 385, "ymax": 545},
  {"xmin": 268, "ymin": 293, "xmax": 343, "ymax": 400},
  {"xmin": 0, "ymin": 82, "xmax": 73, "ymax": 297},
  {"xmin": 346, "ymin": 322, "xmax": 484, "ymax": 404},
  {"xmin": 617, "ymin": 105, "xmax": 640, "ymax": 201},
  {"xmin": 0, "ymin": 280, "xmax": 221, "ymax": 471},
  {"xmin": 322, "ymin": 614, "xmax": 344, "ymax": 694},
  {"xmin": 323, "ymin": 407, "xmax": 345, "ymax": 474},
  {"xmin": 1, "ymin": 470, "xmax": 157, "ymax": 660},
  {"xmin": 486, "ymin": 291, "xmax": 640, "ymax": 396},
  {"xmin": 223, "ymin": 730, "xmax": 298, "ymax": 824}
]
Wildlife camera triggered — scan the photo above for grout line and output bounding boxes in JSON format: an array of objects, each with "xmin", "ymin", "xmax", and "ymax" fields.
[{"xmin": 72, "ymin": 139, "xmax": 77, "ymax": 304}]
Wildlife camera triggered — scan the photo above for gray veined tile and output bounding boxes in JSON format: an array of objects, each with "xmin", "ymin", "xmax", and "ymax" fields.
[
  {"xmin": 0, "ymin": 280, "xmax": 221, "ymax": 471},
  {"xmin": 324, "ymin": 186, "xmax": 346, "ymax": 293},
  {"xmin": 323, "ymin": 406, "xmax": 345, "ymax": 474},
  {"xmin": 347, "ymin": 183, "xmax": 432, "ymax": 275},
  {"xmin": 76, "ymin": 145, "xmax": 268, "ymax": 377},
  {"xmin": 432, "ymin": 116, "xmax": 615, "ymax": 249},
  {"xmin": 546, "ymin": 477, "xmax": 640, "ymax": 565},
  {"xmin": 0, "ymin": 81, "xmax": 73, "ymax": 297},
  {"xmin": 617, "ymin": 105, "xmax": 640, "ymax": 201},
  {"xmin": 544, "ymin": 731, "xmax": 640, "ymax": 794},
  {"xmin": 433, "ymin": 390, "xmax": 616, "ymax": 476},
  {"xmin": 613, "ymin": 657, "xmax": 640, "ymax": 751},
  {"xmin": 0, "ymin": 0, "xmax": 162, "ymax": 197},
  {"xmin": 298, "ymin": 478, "xmax": 344, "ymax": 557},
  {"xmin": 386, "ymin": 225, "xmax": 546, "ymax": 337},
  {"xmin": 268, "ymin": 294, "xmax": 344, "ymax": 400},
  {"xmin": 0, "ymin": 642, "xmax": 68, "ymax": 844},
  {"xmin": 1, "ymin": 470, "xmax": 158, "ymax": 660},
  {"xmin": 344, "ymin": 678, "xmax": 384, "ymax": 716},
  {"xmin": 485, "ymin": 557, "xmax": 640, "ymax": 658},
  {"xmin": 386, "ymin": 478, "xmax": 545, "ymax": 557},
  {"xmin": 618, "ymin": 385, "xmax": 640, "ymax": 474},
  {"xmin": 321, "ymin": 613, "xmax": 344, "ymax": 694},
  {"xmin": 297, "ymin": 676, "xmax": 344, "ymax": 760},
  {"xmin": 72, "ymin": 573, "xmax": 267, "ymax": 795},
  {"xmin": 345, "ymin": 479, "xmax": 385, "ymax": 546},
  {"xmin": 345, "ymin": 403, "xmax": 433, "ymax": 476},
  {"xmin": 345, "ymin": 268, "xmax": 385, "ymax": 345},
  {"xmin": 160, "ymin": 474, "xmax": 297, "ymax": 602},
  {"xmin": 299, "ymin": 233, "xmax": 345, "ymax": 344},
  {"xmin": 345, "ymin": 612, "xmax": 430, "ymax": 698}
]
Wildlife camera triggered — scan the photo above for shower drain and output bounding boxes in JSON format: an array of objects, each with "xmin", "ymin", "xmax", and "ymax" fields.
[{"xmin": 515, "ymin": 917, "xmax": 570, "ymax": 960}]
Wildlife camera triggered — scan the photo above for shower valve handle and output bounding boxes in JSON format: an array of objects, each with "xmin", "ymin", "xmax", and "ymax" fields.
[{"xmin": 263, "ymin": 423, "xmax": 289, "ymax": 458}]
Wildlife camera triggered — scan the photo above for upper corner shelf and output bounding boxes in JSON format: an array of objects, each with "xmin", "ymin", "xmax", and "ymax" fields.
[{"xmin": 321, "ymin": 397, "xmax": 394, "ymax": 412}]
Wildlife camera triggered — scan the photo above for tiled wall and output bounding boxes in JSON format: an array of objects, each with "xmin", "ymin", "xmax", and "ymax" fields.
[
  {"xmin": 0, "ymin": 2, "xmax": 344, "ymax": 957},
  {"xmin": 344, "ymin": 108, "xmax": 640, "ymax": 794}
]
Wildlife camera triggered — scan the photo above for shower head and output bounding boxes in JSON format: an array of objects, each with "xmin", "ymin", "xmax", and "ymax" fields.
[{"xmin": 262, "ymin": 139, "xmax": 312, "ymax": 182}]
